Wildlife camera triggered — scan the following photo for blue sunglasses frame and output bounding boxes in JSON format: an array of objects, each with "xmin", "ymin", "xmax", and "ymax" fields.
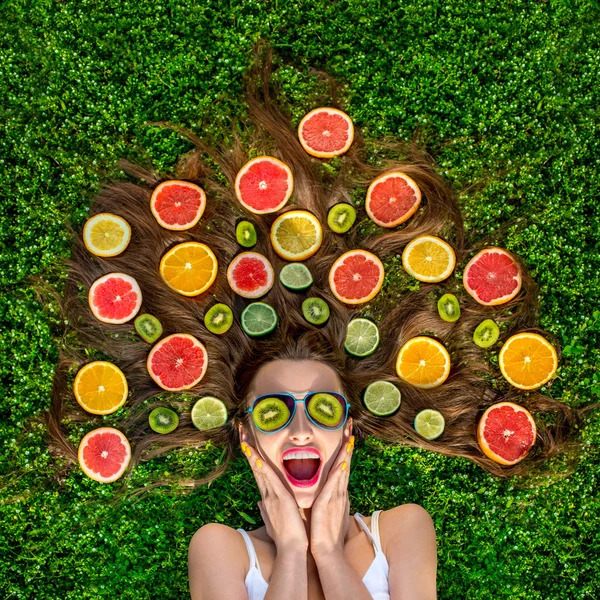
[{"xmin": 244, "ymin": 391, "xmax": 350, "ymax": 434}]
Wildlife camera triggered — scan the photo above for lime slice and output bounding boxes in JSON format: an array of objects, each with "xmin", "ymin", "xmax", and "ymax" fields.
[
  {"xmin": 344, "ymin": 318, "xmax": 380, "ymax": 357},
  {"xmin": 413, "ymin": 409, "xmax": 445, "ymax": 440},
  {"xmin": 279, "ymin": 263, "xmax": 313, "ymax": 290},
  {"xmin": 241, "ymin": 302, "xmax": 278, "ymax": 337},
  {"xmin": 191, "ymin": 396, "xmax": 229, "ymax": 431},
  {"xmin": 363, "ymin": 381, "xmax": 401, "ymax": 416}
]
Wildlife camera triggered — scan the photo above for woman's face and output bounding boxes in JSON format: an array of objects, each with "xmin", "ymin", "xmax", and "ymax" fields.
[{"xmin": 238, "ymin": 359, "xmax": 353, "ymax": 508}]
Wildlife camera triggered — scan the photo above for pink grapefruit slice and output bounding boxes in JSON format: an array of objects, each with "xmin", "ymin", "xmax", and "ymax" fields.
[
  {"xmin": 226, "ymin": 251, "xmax": 275, "ymax": 298},
  {"xmin": 463, "ymin": 247, "xmax": 522, "ymax": 306},
  {"xmin": 297, "ymin": 107, "xmax": 354, "ymax": 158},
  {"xmin": 477, "ymin": 401, "xmax": 537, "ymax": 465},
  {"xmin": 328, "ymin": 249, "xmax": 385, "ymax": 305},
  {"xmin": 78, "ymin": 427, "xmax": 131, "ymax": 483},
  {"xmin": 150, "ymin": 180, "xmax": 206, "ymax": 230},
  {"xmin": 366, "ymin": 172, "xmax": 422, "ymax": 228},
  {"xmin": 234, "ymin": 156, "xmax": 294, "ymax": 214},
  {"xmin": 147, "ymin": 333, "xmax": 208, "ymax": 391},
  {"xmin": 88, "ymin": 273, "xmax": 142, "ymax": 324}
]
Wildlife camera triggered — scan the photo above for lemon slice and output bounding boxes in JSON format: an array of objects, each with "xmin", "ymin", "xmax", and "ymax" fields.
[
  {"xmin": 270, "ymin": 210, "xmax": 323, "ymax": 261},
  {"xmin": 414, "ymin": 409, "xmax": 445, "ymax": 440},
  {"xmin": 191, "ymin": 396, "xmax": 229, "ymax": 431},
  {"xmin": 402, "ymin": 235, "xmax": 456, "ymax": 283},
  {"xmin": 83, "ymin": 213, "xmax": 131, "ymax": 257}
]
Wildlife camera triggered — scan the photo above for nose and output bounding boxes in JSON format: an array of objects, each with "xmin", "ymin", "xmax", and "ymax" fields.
[{"xmin": 286, "ymin": 398, "xmax": 315, "ymax": 441}]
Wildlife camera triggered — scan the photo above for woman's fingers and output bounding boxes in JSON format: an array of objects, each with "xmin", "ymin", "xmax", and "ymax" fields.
[
  {"xmin": 242, "ymin": 441, "xmax": 269, "ymax": 498},
  {"xmin": 338, "ymin": 434, "xmax": 354, "ymax": 494},
  {"xmin": 242, "ymin": 441, "xmax": 290, "ymax": 499}
]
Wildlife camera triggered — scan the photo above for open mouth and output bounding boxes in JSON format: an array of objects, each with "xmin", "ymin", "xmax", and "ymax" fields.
[{"xmin": 282, "ymin": 458, "xmax": 322, "ymax": 487}]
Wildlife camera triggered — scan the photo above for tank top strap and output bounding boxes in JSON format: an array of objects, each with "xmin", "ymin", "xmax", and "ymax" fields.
[
  {"xmin": 353, "ymin": 511, "xmax": 383, "ymax": 550},
  {"xmin": 236, "ymin": 529, "xmax": 259, "ymax": 571},
  {"xmin": 370, "ymin": 509, "xmax": 384, "ymax": 549}
]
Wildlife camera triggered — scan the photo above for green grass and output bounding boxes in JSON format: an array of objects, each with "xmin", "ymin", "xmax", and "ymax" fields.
[{"xmin": 2, "ymin": 0, "xmax": 600, "ymax": 598}]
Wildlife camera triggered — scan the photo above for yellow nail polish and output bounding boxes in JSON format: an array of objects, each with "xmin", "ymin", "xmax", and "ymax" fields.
[
  {"xmin": 245, "ymin": 447, "xmax": 252, "ymax": 457},
  {"xmin": 241, "ymin": 441, "xmax": 247, "ymax": 452},
  {"xmin": 346, "ymin": 442, "xmax": 352, "ymax": 453},
  {"xmin": 256, "ymin": 459, "xmax": 263, "ymax": 468},
  {"xmin": 350, "ymin": 435, "xmax": 355, "ymax": 445},
  {"xmin": 341, "ymin": 461, "xmax": 347, "ymax": 471}
]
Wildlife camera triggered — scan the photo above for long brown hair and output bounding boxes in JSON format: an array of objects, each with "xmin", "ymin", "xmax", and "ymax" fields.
[{"xmin": 42, "ymin": 41, "xmax": 599, "ymax": 499}]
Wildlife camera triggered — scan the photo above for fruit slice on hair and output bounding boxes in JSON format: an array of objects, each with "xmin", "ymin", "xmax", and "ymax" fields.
[
  {"xmin": 463, "ymin": 247, "xmax": 522, "ymax": 305},
  {"xmin": 88, "ymin": 273, "xmax": 142, "ymax": 324},
  {"xmin": 83, "ymin": 213, "xmax": 131, "ymax": 257},
  {"xmin": 241, "ymin": 302, "xmax": 278, "ymax": 337},
  {"xmin": 234, "ymin": 156, "xmax": 294, "ymax": 214},
  {"xmin": 302, "ymin": 297, "xmax": 330, "ymax": 325},
  {"xmin": 477, "ymin": 402, "xmax": 537, "ymax": 465},
  {"xmin": 363, "ymin": 381, "xmax": 401, "ymax": 416},
  {"xmin": 204, "ymin": 303, "xmax": 234, "ymax": 335},
  {"xmin": 270, "ymin": 210, "xmax": 323, "ymax": 261},
  {"xmin": 191, "ymin": 396, "xmax": 229, "ymax": 431},
  {"xmin": 498, "ymin": 332, "xmax": 558, "ymax": 390},
  {"xmin": 236, "ymin": 221, "xmax": 257, "ymax": 248},
  {"xmin": 366, "ymin": 172, "xmax": 422, "ymax": 228},
  {"xmin": 473, "ymin": 319, "xmax": 500, "ymax": 349},
  {"xmin": 329, "ymin": 249, "xmax": 385, "ymax": 305},
  {"xmin": 279, "ymin": 263, "xmax": 313, "ymax": 290},
  {"xmin": 150, "ymin": 180, "xmax": 206, "ymax": 230},
  {"xmin": 227, "ymin": 251, "xmax": 275, "ymax": 298},
  {"xmin": 414, "ymin": 409, "xmax": 445, "ymax": 440},
  {"xmin": 297, "ymin": 107, "xmax": 354, "ymax": 158},
  {"xmin": 73, "ymin": 361, "xmax": 128, "ymax": 415},
  {"xmin": 147, "ymin": 333, "xmax": 208, "ymax": 391},
  {"xmin": 396, "ymin": 336, "xmax": 451, "ymax": 389},
  {"xmin": 328, "ymin": 203, "xmax": 356, "ymax": 234},
  {"xmin": 402, "ymin": 235, "xmax": 456, "ymax": 283},
  {"xmin": 78, "ymin": 427, "xmax": 131, "ymax": 483},
  {"xmin": 160, "ymin": 242, "xmax": 218, "ymax": 297},
  {"xmin": 149, "ymin": 406, "xmax": 179, "ymax": 434},
  {"xmin": 437, "ymin": 293, "xmax": 461, "ymax": 323},
  {"xmin": 344, "ymin": 318, "xmax": 380, "ymax": 357},
  {"xmin": 134, "ymin": 313, "xmax": 163, "ymax": 344}
]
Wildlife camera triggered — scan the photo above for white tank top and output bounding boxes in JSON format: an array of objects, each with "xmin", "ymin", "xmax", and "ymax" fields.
[{"xmin": 236, "ymin": 510, "xmax": 390, "ymax": 600}]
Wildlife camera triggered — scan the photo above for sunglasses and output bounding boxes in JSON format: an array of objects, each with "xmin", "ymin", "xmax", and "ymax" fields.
[{"xmin": 244, "ymin": 391, "xmax": 350, "ymax": 434}]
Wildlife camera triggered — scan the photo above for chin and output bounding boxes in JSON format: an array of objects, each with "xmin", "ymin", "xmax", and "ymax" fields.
[{"xmin": 296, "ymin": 497, "xmax": 315, "ymax": 509}]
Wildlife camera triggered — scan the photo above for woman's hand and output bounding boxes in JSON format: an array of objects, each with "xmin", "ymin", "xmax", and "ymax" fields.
[
  {"xmin": 309, "ymin": 432, "xmax": 354, "ymax": 559},
  {"xmin": 241, "ymin": 440, "xmax": 309, "ymax": 553}
]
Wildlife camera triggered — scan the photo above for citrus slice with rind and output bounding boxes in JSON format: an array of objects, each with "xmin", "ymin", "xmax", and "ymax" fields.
[
  {"xmin": 191, "ymin": 396, "xmax": 229, "ymax": 431},
  {"xmin": 78, "ymin": 427, "xmax": 131, "ymax": 483},
  {"xmin": 88, "ymin": 272, "xmax": 142, "ymax": 324},
  {"xmin": 414, "ymin": 409, "xmax": 445, "ymax": 440},
  {"xmin": 150, "ymin": 180, "xmax": 206, "ymax": 231},
  {"xmin": 83, "ymin": 213, "xmax": 131, "ymax": 257},
  {"xmin": 241, "ymin": 302, "xmax": 278, "ymax": 337},
  {"xmin": 270, "ymin": 210, "xmax": 323, "ymax": 261},
  {"xmin": 159, "ymin": 242, "xmax": 218, "ymax": 297},
  {"xmin": 329, "ymin": 249, "xmax": 385, "ymax": 305},
  {"xmin": 227, "ymin": 251, "xmax": 275, "ymax": 298},
  {"xmin": 396, "ymin": 336, "xmax": 451, "ymax": 389},
  {"xmin": 73, "ymin": 361, "xmax": 128, "ymax": 415},
  {"xmin": 297, "ymin": 107, "xmax": 354, "ymax": 158},
  {"xmin": 366, "ymin": 172, "xmax": 422, "ymax": 228},
  {"xmin": 402, "ymin": 235, "xmax": 456, "ymax": 283},
  {"xmin": 498, "ymin": 332, "xmax": 558, "ymax": 390},
  {"xmin": 344, "ymin": 318, "xmax": 380, "ymax": 357},
  {"xmin": 363, "ymin": 381, "xmax": 401, "ymax": 416},
  {"xmin": 279, "ymin": 263, "xmax": 313, "ymax": 290}
]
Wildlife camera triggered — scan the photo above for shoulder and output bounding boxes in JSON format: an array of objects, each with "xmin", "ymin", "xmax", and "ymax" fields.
[
  {"xmin": 189, "ymin": 523, "xmax": 250, "ymax": 577},
  {"xmin": 380, "ymin": 504, "xmax": 437, "ymax": 554}
]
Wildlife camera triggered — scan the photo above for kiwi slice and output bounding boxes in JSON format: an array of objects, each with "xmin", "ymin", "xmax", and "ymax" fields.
[
  {"xmin": 307, "ymin": 393, "xmax": 343, "ymax": 427},
  {"xmin": 473, "ymin": 319, "xmax": 500, "ymax": 348},
  {"xmin": 253, "ymin": 397, "xmax": 291, "ymax": 431},
  {"xmin": 149, "ymin": 406, "xmax": 179, "ymax": 434},
  {"xmin": 302, "ymin": 297, "xmax": 330, "ymax": 325},
  {"xmin": 327, "ymin": 203, "xmax": 357, "ymax": 234},
  {"xmin": 204, "ymin": 303, "xmax": 234, "ymax": 335},
  {"xmin": 135, "ymin": 313, "xmax": 163, "ymax": 343},
  {"xmin": 236, "ymin": 221, "xmax": 257, "ymax": 248},
  {"xmin": 437, "ymin": 293, "xmax": 461, "ymax": 323}
]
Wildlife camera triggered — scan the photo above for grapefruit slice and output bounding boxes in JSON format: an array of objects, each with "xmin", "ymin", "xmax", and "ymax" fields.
[
  {"xmin": 150, "ymin": 180, "xmax": 206, "ymax": 230},
  {"xmin": 78, "ymin": 427, "xmax": 131, "ymax": 483},
  {"xmin": 88, "ymin": 273, "xmax": 142, "ymax": 324},
  {"xmin": 395, "ymin": 336, "xmax": 451, "ymax": 389},
  {"xmin": 227, "ymin": 251, "xmax": 275, "ymax": 298},
  {"xmin": 328, "ymin": 249, "xmax": 385, "ymax": 305},
  {"xmin": 297, "ymin": 107, "xmax": 354, "ymax": 158},
  {"xmin": 402, "ymin": 235, "xmax": 456, "ymax": 283},
  {"xmin": 270, "ymin": 210, "xmax": 323, "ymax": 261},
  {"xmin": 147, "ymin": 333, "xmax": 208, "ymax": 391},
  {"xmin": 159, "ymin": 242, "xmax": 218, "ymax": 297},
  {"xmin": 73, "ymin": 361, "xmax": 128, "ymax": 415},
  {"xmin": 463, "ymin": 247, "xmax": 522, "ymax": 305},
  {"xmin": 477, "ymin": 402, "xmax": 537, "ymax": 465},
  {"xmin": 234, "ymin": 156, "xmax": 294, "ymax": 214},
  {"xmin": 83, "ymin": 213, "xmax": 131, "ymax": 257},
  {"xmin": 366, "ymin": 172, "xmax": 422, "ymax": 228}
]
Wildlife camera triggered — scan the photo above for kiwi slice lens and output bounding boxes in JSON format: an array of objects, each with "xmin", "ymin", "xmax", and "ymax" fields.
[
  {"xmin": 302, "ymin": 297, "xmax": 330, "ymax": 325},
  {"xmin": 241, "ymin": 302, "xmax": 278, "ymax": 337},
  {"xmin": 191, "ymin": 396, "xmax": 229, "ymax": 431},
  {"xmin": 135, "ymin": 313, "xmax": 163, "ymax": 343},
  {"xmin": 437, "ymin": 293, "xmax": 460, "ymax": 323},
  {"xmin": 344, "ymin": 318, "xmax": 380, "ymax": 357},
  {"xmin": 280, "ymin": 263, "xmax": 313, "ymax": 290},
  {"xmin": 307, "ymin": 393, "xmax": 344, "ymax": 427},
  {"xmin": 204, "ymin": 303, "xmax": 234, "ymax": 334},
  {"xmin": 252, "ymin": 396, "xmax": 291, "ymax": 432},
  {"xmin": 148, "ymin": 406, "xmax": 179, "ymax": 434},
  {"xmin": 473, "ymin": 319, "xmax": 500, "ymax": 348},
  {"xmin": 363, "ymin": 381, "xmax": 401, "ymax": 416}
]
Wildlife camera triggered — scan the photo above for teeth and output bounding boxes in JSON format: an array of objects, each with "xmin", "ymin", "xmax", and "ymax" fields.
[{"xmin": 283, "ymin": 452, "xmax": 320, "ymax": 461}]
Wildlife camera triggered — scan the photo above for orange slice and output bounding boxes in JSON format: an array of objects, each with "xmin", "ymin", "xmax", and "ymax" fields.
[
  {"xmin": 73, "ymin": 361, "xmax": 128, "ymax": 415},
  {"xmin": 402, "ymin": 235, "xmax": 456, "ymax": 283},
  {"xmin": 83, "ymin": 213, "xmax": 131, "ymax": 257},
  {"xmin": 270, "ymin": 210, "xmax": 323, "ymax": 261},
  {"xmin": 498, "ymin": 332, "xmax": 558, "ymax": 390},
  {"xmin": 395, "ymin": 336, "xmax": 451, "ymax": 389},
  {"xmin": 159, "ymin": 242, "xmax": 218, "ymax": 297}
]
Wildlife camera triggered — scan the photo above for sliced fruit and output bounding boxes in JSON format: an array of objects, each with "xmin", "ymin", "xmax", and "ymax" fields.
[
  {"xmin": 463, "ymin": 247, "xmax": 522, "ymax": 306},
  {"xmin": 363, "ymin": 381, "xmax": 401, "ymax": 416},
  {"xmin": 73, "ymin": 361, "xmax": 128, "ymax": 415},
  {"xmin": 134, "ymin": 314, "xmax": 163, "ymax": 344},
  {"xmin": 78, "ymin": 427, "xmax": 131, "ymax": 483},
  {"xmin": 149, "ymin": 406, "xmax": 179, "ymax": 434},
  {"xmin": 88, "ymin": 273, "xmax": 142, "ymax": 324},
  {"xmin": 395, "ymin": 336, "xmax": 451, "ymax": 389},
  {"xmin": 191, "ymin": 396, "xmax": 229, "ymax": 431},
  {"xmin": 147, "ymin": 333, "xmax": 208, "ymax": 391},
  {"xmin": 414, "ymin": 409, "xmax": 445, "ymax": 440},
  {"xmin": 83, "ymin": 213, "xmax": 131, "ymax": 257},
  {"xmin": 270, "ymin": 210, "xmax": 323, "ymax": 261},
  {"xmin": 227, "ymin": 251, "xmax": 275, "ymax": 298},
  {"xmin": 302, "ymin": 297, "xmax": 330, "ymax": 325},
  {"xmin": 498, "ymin": 332, "xmax": 558, "ymax": 390},
  {"xmin": 204, "ymin": 303, "xmax": 234, "ymax": 335},
  {"xmin": 234, "ymin": 156, "xmax": 294, "ymax": 214},
  {"xmin": 437, "ymin": 293, "xmax": 461, "ymax": 323},
  {"xmin": 236, "ymin": 221, "xmax": 257, "ymax": 248},
  {"xmin": 477, "ymin": 402, "xmax": 537, "ymax": 465},
  {"xmin": 328, "ymin": 203, "xmax": 357, "ymax": 234},
  {"xmin": 366, "ymin": 172, "xmax": 422, "ymax": 228},
  {"xmin": 344, "ymin": 318, "xmax": 380, "ymax": 357},
  {"xmin": 159, "ymin": 241, "xmax": 218, "ymax": 297},
  {"xmin": 329, "ymin": 249, "xmax": 385, "ymax": 305},
  {"xmin": 150, "ymin": 180, "xmax": 206, "ymax": 230},
  {"xmin": 240, "ymin": 302, "xmax": 278, "ymax": 337},
  {"xmin": 473, "ymin": 319, "xmax": 500, "ymax": 349},
  {"xmin": 279, "ymin": 263, "xmax": 313, "ymax": 290},
  {"xmin": 402, "ymin": 235, "xmax": 456, "ymax": 283},
  {"xmin": 297, "ymin": 107, "xmax": 354, "ymax": 158}
]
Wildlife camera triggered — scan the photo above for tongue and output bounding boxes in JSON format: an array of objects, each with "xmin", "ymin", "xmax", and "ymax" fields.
[{"xmin": 285, "ymin": 458, "xmax": 320, "ymax": 481}]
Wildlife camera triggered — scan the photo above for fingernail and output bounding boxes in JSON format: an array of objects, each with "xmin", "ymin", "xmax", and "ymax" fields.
[
  {"xmin": 341, "ymin": 461, "xmax": 347, "ymax": 471},
  {"xmin": 346, "ymin": 442, "xmax": 352, "ymax": 454},
  {"xmin": 241, "ymin": 441, "xmax": 247, "ymax": 452},
  {"xmin": 256, "ymin": 459, "xmax": 263, "ymax": 468},
  {"xmin": 246, "ymin": 447, "xmax": 252, "ymax": 457},
  {"xmin": 350, "ymin": 435, "xmax": 355, "ymax": 445}
]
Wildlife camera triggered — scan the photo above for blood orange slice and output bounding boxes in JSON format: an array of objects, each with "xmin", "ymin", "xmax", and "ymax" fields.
[
  {"xmin": 147, "ymin": 333, "xmax": 208, "ymax": 391},
  {"xmin": 88, "ymin": 273, "xmax": 142, "ymax": 324},
  {"xmin": 150, "ymin": 180, "xmax": 206, "ymax": 230},
  {"xmin": 234, "ymin": 156, "xmax": 294, "ymax": 214},
  {"xmin": 227, "ymin": 251, "xmax": 275, "ymax": 298},
  {"xmin": 463, "ymin": 247, "xmax": 522, "ymax": 306},
  {"xmin": 328, "ymin": 249, "xmax": 385, "ymax": 305},
  {"xmin": 366, "ymin": 172, "xmax": 422, "ymax": 228},
  {"xmin": 297, "ymin": 107, "xmax": 354, "ymax": 158},
  {"xmin": 78, "ymin": 427, "xmax": 131, "ymax": 483},
  {"xmin": 477, "ymin": 402, "xmax": 537, "ymax": 465}
]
